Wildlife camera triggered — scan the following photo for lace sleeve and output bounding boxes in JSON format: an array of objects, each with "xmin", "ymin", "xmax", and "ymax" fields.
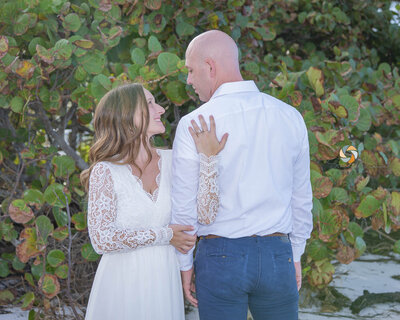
[
  {"xmin": 87, "ymin": 163, "xmax": 173, "ymax": 254},
  {"xmin": 197, "ymin": 153, "xmax": 219, "ymax": 225}
]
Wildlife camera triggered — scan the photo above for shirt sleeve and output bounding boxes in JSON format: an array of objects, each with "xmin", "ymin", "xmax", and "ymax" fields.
[
  {"xmin": 289, "ymin": 121, "xmax": 313, "ymax": 262},
  {"xmin": 197, "ymin": 153, "xmax": 219, "ymax": 225},
  {"xmin": 171, "ymin": 118, "xmax": 200, "ymax": 271},
  {"xmin": 87, "ymin": 162, "xmax": 173, "ymax": 254}
]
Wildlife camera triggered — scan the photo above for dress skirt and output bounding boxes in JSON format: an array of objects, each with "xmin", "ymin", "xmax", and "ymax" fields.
[{"xmin": 85, "ymin": 245, "xmax": 185, "ymax": 320}]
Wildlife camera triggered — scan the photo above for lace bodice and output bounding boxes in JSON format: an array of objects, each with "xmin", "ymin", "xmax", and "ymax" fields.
[{"xmin": 87, "ymin": 150, "xmax": 220, "ymax": 254}]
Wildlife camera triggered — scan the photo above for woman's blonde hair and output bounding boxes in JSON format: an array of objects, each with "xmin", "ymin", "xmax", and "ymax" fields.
[{"xmin": 80, "ymin": 83, "xmax": 152, "ymax": 191}]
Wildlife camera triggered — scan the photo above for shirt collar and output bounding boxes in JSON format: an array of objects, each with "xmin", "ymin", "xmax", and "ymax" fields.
[{"xmin": 210, "ymin": 80, "xmax": 260, "ymax": 100}]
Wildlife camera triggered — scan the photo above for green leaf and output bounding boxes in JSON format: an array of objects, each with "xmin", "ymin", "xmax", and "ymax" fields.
[
  {"xmin": 80, "ymin": 50, "xmax": 106, "ymax": 74},
  {"xmin": 21, "ymin": 292, "xmax": 35, "ymax": 310},
  {"xmin": 62, "ymin": 13, "xmax": 81, "ymax": 32},
  {"xmin": 81, "ymin": 243, "xmax": 100, "ymax": 261},
  {"xmin": 307, "ymin": 240, "xmax": 329, "ymax": 260},
  {"xmin": 35, "ymin": 215, "xmax": 54, "ymax": 246},
  {"xmin": 131, "ymin": 47, "xmax": 146, "ymax": 66},
  {"xmin": 355, "ymin": 195, "xmax": 381, "ymax": 218},
  {"xmin": 44, "ymin": 183, "xmax": 71, "ymax": 208},
  {"xmin": 176, "ymin": 20, "xmax": 195, "ymax": 37},
  {"xmin": 23, "ymin": 189, "xmax": 44, "ymax": 205},
  {"xmin": 161, "ymin": 80, "xmax": 189, "ymax": 106},
  {"xmin": 91, "ymin": 74, "xmax": 112, "ymax": 100},
  {"xmin": 148, "ymin": 35, "xmax": 162, "ymax": 52},
  {"xmin": 0, "ymin": 260, "xmax": 10, "ymax": 277},
  {"xmin": 52, "ymin": 207, "xmax": 68, "ymax": 227},
  {"xmin": 54, "ymin": 39, "xmax": 72, "ymax": 60},
  {"xmin": 24, "ymin": 273, "xmax": 35, "ymax": 287},
  {"xmin": 14, "ymin": 14, "xmax": 30, "ymax": 36},
  {"xmin": 12, "ymin": 255, "xmax": 26, "ymax": 271},
  {"xmin": 339, "ymin": 95, "xmax": 359, "ymax": 122},
  {"xmin": 0, "ymin": 289, "xmax": 14, "ymax": 304},
  {"xmin": 356, "ymin": 108, "xmax": 372, "ymax": 131},
  {"xmin": 47, "ymin": 250, "xmax": 65, "ymax": 267},
  {"xmin": 244, "ymin": 61, "xmax": 260, "ymax": 75},
  {"xmin": 394, "ymin": 240, "xmax": 400, "ymax": 254},
  {"xmin": 55, "ymin": 264, "xmax": 68, "ymax": 279},
  {"xmin": 71, "ymin": 212, "xmax": 87, "ymax": 231},
  {"xmin": 52, "ymin": 155, "xmax": 75, "ymax": 177},
  {"xmin": 355, "ymin": 236, "xmax": 366, "ymax": 256},
  {"xmin": 10, "ymin": 96, "xmax": 24, "ymax": 114},
  {"xmin": 327, "ymin": 187, "xmax": 348, "ymax": 204},
  {"xmin": 157, "ymin": 52, "xmax": 180, "ymax": 75},
  {"xmin": 52, "ymin": 227, "xmax": 68, "ymax": 241}
]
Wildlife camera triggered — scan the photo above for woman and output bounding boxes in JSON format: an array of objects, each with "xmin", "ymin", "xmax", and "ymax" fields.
[{"xmin": 80, "ymin": 83, "xmax": 227, "ymax": 320}]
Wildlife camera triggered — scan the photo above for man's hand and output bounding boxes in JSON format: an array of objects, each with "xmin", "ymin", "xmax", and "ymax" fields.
[
  {"xmin": 169, "ymin": 224, "xmax": 197, "ymax": 254},
  {"xmin": 294, "ymin": 261, "xmax": 302, "ymax": 291},
  {"xmin": 181, "ymin": 267, "xmax": 198, "ymax": 307}
]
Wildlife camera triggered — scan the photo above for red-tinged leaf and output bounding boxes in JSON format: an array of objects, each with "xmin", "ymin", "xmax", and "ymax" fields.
[
  {"xmin": 336, "ymin": 242, "xmax": 356, "ymax": 264},
  {"xmin": 313, "ymin": 176, "xmax": 333, "ymax": 199},
  {"xmin": 144, "ymin": 0, "xmax": 162, "ymax": 10},
  {"xmin": 361, "ymin": 150, "xmax": 379, "ymax": 176},
  {"xmin": 36, "ymin": 45, "xmax": 54, "ymax": 64},
  {"xmin": 9, "ymin": 199, "xmax": 34, "ymax": 224},
  {"xmin": 15, "ymin": 61, "xmax": 35, "ymax": 79},
  {"xmin": 38, "ymin": 274, "xmax": 60, "ymax": 299},
  {"xmin": 99, "ymin": 0, "xmax": 112, "ymax": 12},
  {"xmin": 290, "ymin": 91, "xmax": 302, "ymax": 107},
  {"xmin": 16, "ymin": 228, "xmax": 41, "ymax": 263}
]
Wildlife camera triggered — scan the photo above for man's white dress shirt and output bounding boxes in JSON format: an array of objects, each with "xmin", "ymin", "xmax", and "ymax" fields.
[{"xmin": 171, "ymin": 80, "xmax": 313, "ymax": 271}]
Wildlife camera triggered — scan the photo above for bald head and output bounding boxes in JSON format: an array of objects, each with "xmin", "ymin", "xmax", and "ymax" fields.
[
  {"xmin": 186, "ymin": 30, "xmax": 240, "ymax": 72},
  {"xmin": 185, "ymin": 30, "xmax": 243, "ymax": 102}
]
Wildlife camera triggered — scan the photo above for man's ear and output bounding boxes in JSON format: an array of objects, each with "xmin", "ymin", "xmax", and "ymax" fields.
[{"xmin": 205, "ymin": 58, "xmax": 216, "ymax": 78}]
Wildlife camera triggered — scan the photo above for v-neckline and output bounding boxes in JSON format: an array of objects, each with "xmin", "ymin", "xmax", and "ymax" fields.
[{"xmin": 126, "ymin": 149, "xmax": 162, "ymax": 203}]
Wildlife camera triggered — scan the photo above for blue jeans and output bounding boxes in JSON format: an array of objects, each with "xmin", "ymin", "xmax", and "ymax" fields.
[{"xmin": 194, "ymin": 236, "xmax": 298, "ymax": 320}]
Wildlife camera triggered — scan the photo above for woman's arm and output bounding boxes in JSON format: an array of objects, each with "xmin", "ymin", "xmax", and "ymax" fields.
[
  {"xmin": 189, "ymin": 115, "xmax": 228, "ymax": 225},
  {"xmin": 87, "ymin": 163, "xmax": 172, "ymax": 254}
]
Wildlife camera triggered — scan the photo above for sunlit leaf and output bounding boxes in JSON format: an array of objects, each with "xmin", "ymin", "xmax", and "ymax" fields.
[{"xmin": 306, "ymin": 67, "xmax": 324, "ymax": 97}]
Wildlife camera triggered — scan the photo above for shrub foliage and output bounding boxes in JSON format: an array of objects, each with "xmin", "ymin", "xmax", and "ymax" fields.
[{"xmin": 0, "ymin": 0, "xmax": 399, "ymax": 316}]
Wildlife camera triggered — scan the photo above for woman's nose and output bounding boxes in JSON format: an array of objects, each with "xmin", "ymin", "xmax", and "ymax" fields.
[{"xmin": 158, "ymin": 104, "xmax": 165, "ymax": 115}]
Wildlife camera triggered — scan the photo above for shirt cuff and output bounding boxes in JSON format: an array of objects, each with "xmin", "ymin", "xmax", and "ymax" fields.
[
  {"xmin": 291, "ymin": 241, "xmax": 306, "ymax": 262},
  {"xmin": 176, "ymin": 248, "xmax": 194, "ymax": 271}
]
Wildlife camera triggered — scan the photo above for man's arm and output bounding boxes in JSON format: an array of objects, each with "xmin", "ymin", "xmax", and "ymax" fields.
[
  {"xmin": 289, "ymin": 120, "xmax": 313, "ymax": 290},
  {"xmin": 171, "ymin": 118, "xmax": 200, "ymax": 270}
]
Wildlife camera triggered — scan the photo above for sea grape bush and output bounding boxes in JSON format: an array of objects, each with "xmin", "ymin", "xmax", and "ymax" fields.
[{"xmin": 0, "ymin": 0, "xmax": 399, "ymax": 316}]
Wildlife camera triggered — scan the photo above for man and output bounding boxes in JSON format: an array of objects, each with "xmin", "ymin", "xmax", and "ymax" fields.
[{"xmin": 171, "ymin": 30, "xmax": 313, "ymax": 320}]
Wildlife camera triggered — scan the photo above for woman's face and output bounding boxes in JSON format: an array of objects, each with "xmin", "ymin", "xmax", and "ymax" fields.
[{"xmin": 143, "ymin": 88, "xmax": 166, "ymax": 137}]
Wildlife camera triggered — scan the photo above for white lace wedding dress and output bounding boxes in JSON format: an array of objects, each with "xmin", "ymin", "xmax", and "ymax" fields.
[{"xmin": 85, "ymin": 149, "xmax": 219, "ymax": 320}]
